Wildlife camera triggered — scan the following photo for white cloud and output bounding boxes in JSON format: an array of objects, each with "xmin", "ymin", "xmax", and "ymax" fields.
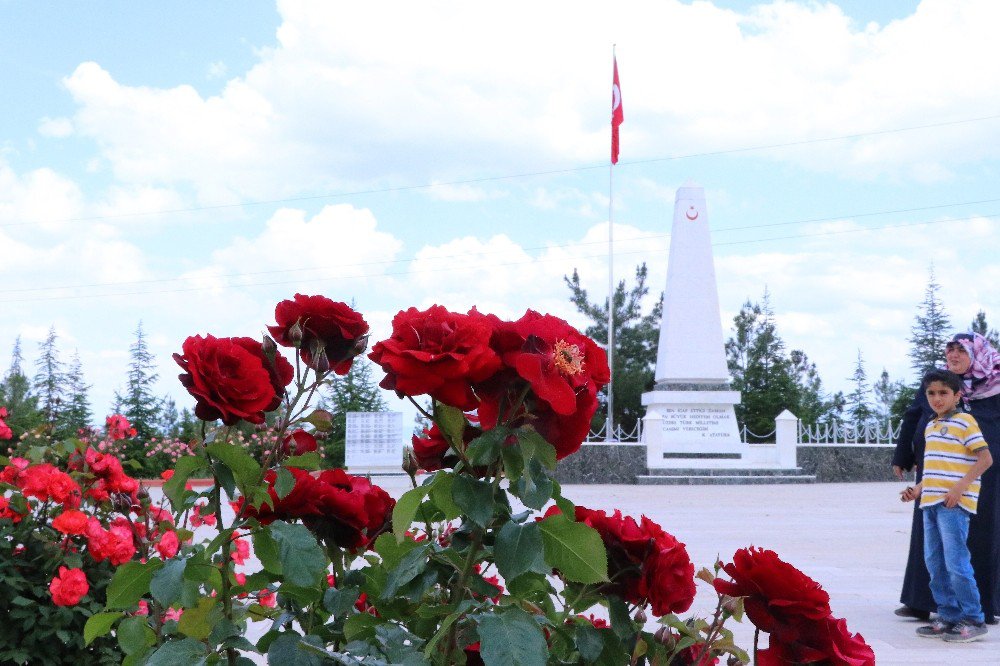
[
  {"xmin": 207, "ymin": 60, "xmax": 228, "ymax": 79},
  {"xmin": 38, "ymin": 117, "xmax": 74, "ymax": 138}
]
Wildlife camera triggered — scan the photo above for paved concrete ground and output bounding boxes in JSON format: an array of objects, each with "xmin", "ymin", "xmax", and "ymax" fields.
[{"xmin": 163, "ymin": 479, "xmax": 997, "ymax": 664}]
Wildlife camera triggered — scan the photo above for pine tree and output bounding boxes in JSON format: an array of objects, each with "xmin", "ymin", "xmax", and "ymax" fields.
[
  {"xmin": 0, "ymin": 337, "xmax": 44, "ymax": 439},
  {"xmin": 789, "ymin": 349, "xmax": 837, "ymax": 426},
  {"xmin": 33, "ymin": 326, "xmax": 66, "ymax": 430},
  {"xmin": 114, "ymin": 321, "xmax": 162, "ymax": 441},
  {"xmin": 565, "ymin": 263, "xmax": 661, "ymax": 436},
  {"xmin": 62, "ymin": 351, "xmax": 93, "ymax": 436},
  {"xmin": 872, "ymin": 369, "xmax": 904, "ymax": 426},
  {"xmin": 844, "ymin": 350, "xmax": 874, "ymax": 427},
  {"xmin": 725, "ymin": 292, "xmax": 800, "ymax": 437},
  {"xmin": 322, "ymin": 358, "xmax": 389, "ymax": 468},
  {"xmin": 907, "ymin": 267, "xmax": 950, "ymax": 379},
  {"xmin": 970, "ymin": 311, "xmax": 1000, "ymax": 349}
]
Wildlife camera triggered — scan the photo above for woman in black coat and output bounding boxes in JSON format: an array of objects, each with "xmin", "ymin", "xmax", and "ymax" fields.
[{"xmin": 893, "ymin": 332, "xmax": 1000, "ymax": 622}]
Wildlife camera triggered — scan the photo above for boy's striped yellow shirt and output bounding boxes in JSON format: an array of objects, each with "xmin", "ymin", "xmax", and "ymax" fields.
[{"xmin": 920, "ymin": 412, "xmax": 988, "ymax": 514}]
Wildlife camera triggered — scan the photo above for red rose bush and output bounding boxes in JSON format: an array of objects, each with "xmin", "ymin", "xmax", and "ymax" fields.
[{"xmin": 63, "ymin": 296, "xmax": 869, "ymax": 666}]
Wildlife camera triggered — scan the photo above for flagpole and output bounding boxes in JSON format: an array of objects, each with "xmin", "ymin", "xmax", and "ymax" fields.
[{"xmin": 606, "ymin": 45, "xmax": 616, "ymax": 443}]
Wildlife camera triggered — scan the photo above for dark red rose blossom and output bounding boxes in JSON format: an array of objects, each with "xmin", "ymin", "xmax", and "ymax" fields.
[
  {"xmin": 174, "ymin": 334, "xmax": 293, "ymax": 426},
  {"xmin": 545, "ymin": 504, "xmax": 695, "ymax": 616},
  {"xmin": 369, "ymin": 305, "xmax": 502, "ymax": 410},
  {"xmin": 714, "ymin": 547, "xmax": 832, "ymax": 636},
  {"xmin": 477, "ymin": 310, "xmax": 609, "ymax": 459},
  {"xmin": 756, "ymin": 616, "xmax": 875, "ymax": 666},
  {"xmin": 237, "ymin": 467, "xmax": 394, "ymax": 551},
  {"xmin": 410, "ymin": 417, "xmax": 483, "ymax": 472},
  {"xmin": 281, "ymin": 429, "xmax": 318, "ymax": 456},
  {"xmin": 268, "ymin": 294, "xmax": 369, "ymax": 374}
]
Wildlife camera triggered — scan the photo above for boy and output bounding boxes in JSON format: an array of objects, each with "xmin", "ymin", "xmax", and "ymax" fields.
[{"xmin": 900, "ymin": 368, "xmax": 993, "ymax": 642}]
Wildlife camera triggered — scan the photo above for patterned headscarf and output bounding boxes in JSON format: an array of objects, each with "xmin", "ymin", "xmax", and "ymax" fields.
[{"xmin": 949, "ymin": 332, "xmax": 1000, "ymax": 400}]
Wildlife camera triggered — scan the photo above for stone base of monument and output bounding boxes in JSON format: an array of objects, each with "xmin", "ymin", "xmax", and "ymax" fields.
[{"xmin": 635, "ymin": 467, "xmax": 816, "ymax": 485}]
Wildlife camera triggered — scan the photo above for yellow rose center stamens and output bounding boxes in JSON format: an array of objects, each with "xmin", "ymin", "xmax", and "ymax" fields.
[{"xmin": 552, "ymin": 339, "xmax": 585, "ymax": 376}]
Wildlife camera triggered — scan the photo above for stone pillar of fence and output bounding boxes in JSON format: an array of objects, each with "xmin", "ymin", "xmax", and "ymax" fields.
[{"xmin": 774, "ymin": 409, "xmax": 799, "ymax": 469}]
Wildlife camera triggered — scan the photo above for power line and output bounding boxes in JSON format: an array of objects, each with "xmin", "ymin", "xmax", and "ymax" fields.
[
  {"xmin": 3, "ymin": 210, "xmax": 995, "ymax": 305},
  {"xmin": 3, "ymin": 112, "xmax": 999, "ymax": 230}
]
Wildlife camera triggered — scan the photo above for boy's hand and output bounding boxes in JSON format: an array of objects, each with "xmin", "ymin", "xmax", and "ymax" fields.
[
  {"xmin": 944, "ymin": 487, "xmax": 963, "ymax": 508},
  {"xmin": 900, "ymin": 486, "xmax": 919, "ymax": 502}
]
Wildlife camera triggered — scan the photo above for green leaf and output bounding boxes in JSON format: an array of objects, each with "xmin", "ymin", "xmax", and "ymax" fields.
[
  {"xmin": 495, "ymin": 521, "xmax": 548, "ymax": 582},
  {"xmin": 323, "ymin": 586, "xmax": 361, "ymax": 617},
  {"xmin": 106, "ymin": 559, "xmax": 164, "ymax": 609},
  {"xmin": 451, "ymin": 475, "xmax": 495, "ymax": 528},
  {"xmin": 392, "ymin": 485, "xmax": 430, "ymax": 540},
  {"xmin": 552, "ymin": 480, "xmax": 575, "ymax": 517},
  {"xmin": 270, "ymin": 521, "xmax": 326, "ymax": 587},
  {"xmin": 274, "ymin": 467, "xmax": 296, "ymax": 499},
  {"xmin": 466, "ymin": 427, "xmax": 507, "ymax": 466},
  {"xmin": 253, "ymin": 526, "xmax": 283, "ymax": 575},
  {"xmin": 146, "ymin": 637, "xmax": 208, "ymax": 666},
  {"xmin": 266, "ymin": 633, "xmax": 326, "ymax": 666},
  {"xmin": 373, "ymin": 532, "xmax": 421, "ymax": 569},
  {"xmin": 515, "ymin": 458, "xmax": 553, "ymax": 509},
  {"xmin": 284, "ymin": 452, "xmax": 321, "ymax": 470},
  {"xmin": 519, "ymin": 428, "xmax": 557, "ymax": 470},
  {"xmin": 207, "ymin": 441, "xmax": 262, "ymax": 499},
  {"xmin": 83, "ymin": 611, "xmax": 122, "ymax": 646},
  {"xmin": 538, "ymin": 514, "xmax": 608, "ymax": 584},
  {"xmin": 381, "ymin": 543, "xmax": 430, "ymax": 599},
  {"xmin": 476, "ymin": 606, "xmax": 547, "ymax": 666},
  {"xmin": 150, "ymin": 557, "xmax": 187, "ymax": 606},
  {"xmin": 608, "ymin": 596, "xmax": 635, "ymax": 640},
  {"xmin": 163, "ymin": 454, "xmax": 207, "ymax": 508},
  {"xmin": 501, "ymin": 442, "xmax": 525, "ymax": 483},
  {"xmin": 178, "ymin": 596, "xmax": 218, "ymax": 640},
  {"xmin": 117, "ymin": 616, "xmax": 155, "ymax": 655},
  {"xmin": 434, "ymin": 401, "xmax": 467, "ymax": 450},
  {"xmin": 428, "ymin": 472, "xmax": 462, "ymax": 520},
  {"xmin": 575, "ymin": 621, "xmax": 604, "ymax": 662},
  {"xmin": 344, "ymin": 612, "xmax": 381, "ymax": 642}
]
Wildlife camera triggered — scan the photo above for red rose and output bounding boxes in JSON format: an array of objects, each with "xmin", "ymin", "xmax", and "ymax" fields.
[
  {"xmin": 281, "ymin": 429, "xmax": 318, "ymax": 456},
  {"xmin": 268, "ymin": 294, "xmax": 369, "ymax": 373},
  {"xmin": 0, "ymin": 496, "xmax": 27, "ymax": 523},
  {"xmin": 49, "ymin": 566, "xmax": 89, "ymax": 607},
  {"xmin": 156, "ymin": 530, "xmax": 180, "ymax": 559},
  {"xmin": 546, "ymin": 505, "xmax": 695, "ymax": 616},
  {"xmin": 0, "ymin": 406, "xmax": 11, "ymax": 440},
  {"xmin": 105, "ymin": 414, "xmax": 137, "ymax": 440},
  {"xmin": 174, "ymin": 334, "xmax": 293, "ymax": 425},
  {"xmin": 410, "ymin": 417, "xmax": 483, "ymax": 473},
  {"xmin": 52, "ymin": 509, "xmax": 90, "ymax": 535},
  {"xmin": 757, "ymin": 616, "xmax": 875, "ymax": 666},
  {"xmin": 18, "ymin": 463, "xmax": 82, "ymax": 507},
  {"xmin": 477, "ymin": 311, "xmax": 609, "ymax": 459},
  {"xmin": 714, "ymin": 547, "xmax": 832, "ymax": 637},
  {"xmin": 237, "ymin": 467, "xmax": 395, "ymax": 551},
  {"xmin": 369, "ymin": 305, "xmax": 501, "ymax": 410},
  {"xmin": 86, "ymin": 518, "xmax": 137, "ymax": 565}
]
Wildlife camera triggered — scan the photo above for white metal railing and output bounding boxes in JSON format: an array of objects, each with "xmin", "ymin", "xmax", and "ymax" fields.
[
  {"xmin": 797, "ymin": 420, "xmax": 900, "ymax": 445},
  {"xmin": 740, "ymin": 425, "xmax": 776, "ymax": 443},
  {"xmin": 586, "ymin": 420, "xmax": 642, "ymax": 443}
]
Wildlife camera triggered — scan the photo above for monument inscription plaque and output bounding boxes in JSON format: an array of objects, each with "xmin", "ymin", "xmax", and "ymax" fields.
[{"xmin": 345, "ymin": 411, "xmax": 404, "ymax": 472}]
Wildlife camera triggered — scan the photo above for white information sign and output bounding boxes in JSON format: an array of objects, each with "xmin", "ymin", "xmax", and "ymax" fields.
[{"xmin": 345, "ymin": 411, "xmax": 404, "ymax": 472}]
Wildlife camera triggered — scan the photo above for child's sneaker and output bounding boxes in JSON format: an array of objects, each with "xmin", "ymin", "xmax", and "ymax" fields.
[
  {"xmin": 943, "ymin": 621, "xmax": 987, "ymax": 643},
  {"xmin": 916, "ymin": 619, "xmax": 954, "ymax": 637}
]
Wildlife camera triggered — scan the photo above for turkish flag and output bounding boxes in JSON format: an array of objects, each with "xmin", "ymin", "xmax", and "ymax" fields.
[{"xmin": 611, "ymin": 56, "xmax": 623, "ymax": 164}]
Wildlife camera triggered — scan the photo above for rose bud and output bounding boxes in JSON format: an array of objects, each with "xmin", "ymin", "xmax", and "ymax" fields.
[
  {"xmin": 654, "ymin": 627, "xmax": 669, "ymax": 645},
  {"xmin": 634, "ymin": 608, "xmax": 648, "ymax": 624},
  {"xmin": 287, "ymin": 322, "xmax": 304, "ymax": 346},
  {"xmin": 313, "ymin": 350, "xmax": 331, "ymax": 374},
  {"xmin": 402, "ymin": 446, "xmax": 419, "ymax": 480},
  {"xmin": 262, "ymin": 334, "xmax": 278, "ymax": 360}
]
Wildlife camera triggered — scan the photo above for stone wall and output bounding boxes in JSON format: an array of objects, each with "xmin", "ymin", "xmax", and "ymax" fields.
[
  {"xmin": 553, "ymin": 442, "xmax": 898, "ymax": 484},
  {"xmin": 553, "ymin": 442, "xmax": 646, "ymax": 484},
  {"xmin": 796, "ymin": 444, "xmax": 897, "ymax": 482}
]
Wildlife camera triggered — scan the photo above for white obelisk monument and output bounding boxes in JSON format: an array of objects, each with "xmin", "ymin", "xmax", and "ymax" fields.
[{"xmin": 642, "ymin": 182, "xmax": 748, "ymax": 469}]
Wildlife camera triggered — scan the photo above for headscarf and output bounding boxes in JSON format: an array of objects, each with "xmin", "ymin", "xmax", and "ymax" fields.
[{"xmin": 949, "ymin": 332, "xmax": 1000, "ymax": 401}]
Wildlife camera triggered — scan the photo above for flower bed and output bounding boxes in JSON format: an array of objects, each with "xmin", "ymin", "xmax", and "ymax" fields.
[{"xmin": 1, "ymin": 295, "xmax": 874, "ymax": 665}]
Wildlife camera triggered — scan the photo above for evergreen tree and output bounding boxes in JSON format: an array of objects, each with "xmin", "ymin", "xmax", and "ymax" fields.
[
  {"xmin": 907, "ymin": 267, "xmax": 950, "ymax": 379},
  {"xmin": 62, "ymin": 351, "xmax": 93, "ymax": 435},
  {"xmin": 872, "ymin": 369, "xmax": 904, "ymax": 426},
  {"xmin": 844, "ymin": 350, "xmax": 874, "ymax": 427},
  {"xmin": 114, "ymin": 321, "xmax": 162, "ymax": 441},
  {"xmin": 725, "ymin": 292, "xmax": 800, "ymax": 438},
  {"xmin": 321, "ymin": 358, "xmax": 389, "ymax": 468},
  {"xmin": 789, "ymin": 349, "xmax": 837, "ymax": 426},
  {"xmin": 970, "ymin": 311, "xmax": 1000, "ymax": 349},
  {"xmin": 159, "ymin": 397, "xmax": 180, "ymax": 438},
  {"xmin": 565, "ymin": 263, "xmax": 661, "ymax": 436},
  {"xmin": 33, "ymin": 326, "xmax": 66, "ymax": 430},
  {"xmin": 0, "ymin": 337, "xmax": 44, "ymax": 439}
]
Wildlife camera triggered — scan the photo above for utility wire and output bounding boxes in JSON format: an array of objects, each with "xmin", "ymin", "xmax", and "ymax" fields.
[
  {"xmin": 3, "ymin": 112, "xmax": 999, "ymax": 230},
  {"xmin": 3, "ymin": 210, "xmax": 995, "ymax": 304}
]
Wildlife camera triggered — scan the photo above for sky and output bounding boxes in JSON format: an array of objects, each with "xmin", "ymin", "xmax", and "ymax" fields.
[{"xmin": 2, "ymin": 0, "xmax": 1000, "ymax": 425}]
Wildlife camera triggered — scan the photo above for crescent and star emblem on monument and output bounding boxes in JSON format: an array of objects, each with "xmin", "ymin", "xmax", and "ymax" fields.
[{"xmin": 685, "ymin": 206, "xmax": 699, "ymax": 221}]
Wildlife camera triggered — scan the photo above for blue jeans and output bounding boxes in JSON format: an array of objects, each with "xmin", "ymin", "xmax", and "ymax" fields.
[{"xmin": 923, "ymin": 504, "xmax": 984, "ymax": 624}]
